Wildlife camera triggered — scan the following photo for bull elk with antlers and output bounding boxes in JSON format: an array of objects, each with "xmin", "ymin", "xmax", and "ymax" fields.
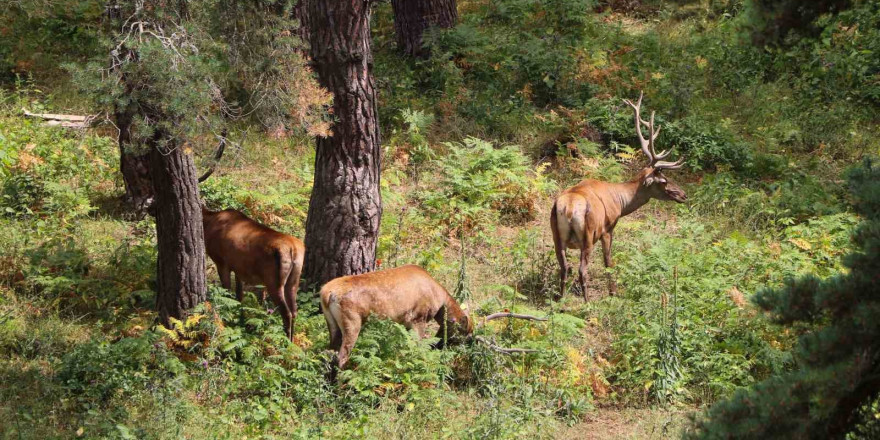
[
  {"xmin": 551, "ymin": 92, "xmax": 688, "ymax": 300},
  {"xmin": 321, "ymin": 265, "xmax": 545, "ymax": 369}
]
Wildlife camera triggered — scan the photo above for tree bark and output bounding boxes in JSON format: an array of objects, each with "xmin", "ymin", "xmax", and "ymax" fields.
[
  {"xmin": 391, "ymin": 0, "xmax": 457, "ymax": 58},
  {"xmin": 149, "ymin": 132, "xmax": 207, "ymax": 326},
  {"xmin": 116, "ymin": 108, "xmax": 154, "ymax": 215},
  {"xmin": 292, "ymin": 0, "xmax": 308, "ymax": 46},
  {"xmin": 303, "ymin": 0, "xmax": 382, "ymax": 287}
]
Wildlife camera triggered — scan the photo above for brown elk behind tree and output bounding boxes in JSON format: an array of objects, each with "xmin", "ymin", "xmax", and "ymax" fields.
[
  {"xmin": 195, "ymin": 137, "xmax": 305, "ymax": 342},
  {"xmin": 550, "ymin": 92, "xmax": 688, "ymax": 301},
  {"xmin": 202, "ymin": 207, "xmax": 305, "ymax": 342}
]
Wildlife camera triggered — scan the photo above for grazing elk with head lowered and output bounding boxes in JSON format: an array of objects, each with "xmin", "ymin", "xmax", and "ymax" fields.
[
  {"xmin": 196, "ymin": 135, "xmax": 305, "ymax": 342},
  {"xmin": 320, "ymin": 265, "xmax": 544, "ymax": 369},
  {"xmin": 551, "ymin": 92, "xmax": 688, "ymax": 300},
  {"xmin": 202, "ymin": 207, "xmax": 305, "ymax": 342}
]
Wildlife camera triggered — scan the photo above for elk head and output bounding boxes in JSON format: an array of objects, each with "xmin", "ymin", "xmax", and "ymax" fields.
[{"xmin": 623, "ymin": 92, "xmax": 688, "ymax": 204}]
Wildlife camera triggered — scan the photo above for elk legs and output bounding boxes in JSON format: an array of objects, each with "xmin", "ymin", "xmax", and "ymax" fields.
[
  {"xmin": 283, "ymin": 266, "xmax": 301, "ymax": 342},
  {"xmin": 578, "ymin": 244, "xmax": 594, "ymax": 301},
  {"xmin": 217, "ymin": 264, "xmax": 233, "ymax": 297},
  {"xmin": 337, "ymin": 312, "xmax": 363, "ymax": 369},
  {"xmin": 601, "ymin": 233, "xmax": 617, "ymax": 296}
]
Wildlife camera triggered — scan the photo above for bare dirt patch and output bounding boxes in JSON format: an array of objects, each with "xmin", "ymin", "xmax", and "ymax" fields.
[{"xmin": 558, "ymin": 407, "xmax": 693, "ymax": 439}]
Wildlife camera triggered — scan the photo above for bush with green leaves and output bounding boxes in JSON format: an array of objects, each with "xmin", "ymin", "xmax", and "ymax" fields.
[
  {"xmin": 58, "ymin": 333, "xmax": 185, "ymax": 406},
  {"xmin": 373, "ymin": 0, "xmax": 597, "ymax": 137},
  {"xmin": 686, "ymin": 158, "xmax": 880, "ymax": 439},
  {"xmin": 419, "ymin": 137, "xmax": 555, "ymax": 232},
  {"xmin": 15, "ymin": 218, "xmax": 157, "ymax": 317},
  {"xmin": 386, "ymin": 108, "xmax": 437, "ymax": 179},
  {"xmin": 689, "ymin": 169, "xmax": 846, "ymax": 230},
  {"xmin": 0, "ymin": 98, "xmax": 116, "ymax": 218},
  {"xmin": 598, "ymin": 205, "xmax": 856, "ymax": 405},
  {"xmin": 0, "ymin": 1, "xmax": 105, "ymax": 83},
  {"xmin": 583, "ymin": 97, "xmax": 753, "ymax": 172}
]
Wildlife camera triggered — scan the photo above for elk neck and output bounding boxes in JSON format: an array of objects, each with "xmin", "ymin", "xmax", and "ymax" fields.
[
  {"xmin": 443, "ymin": 293, "xmax": 467, "ymax": 321},
  {"xmin": 612, "ymin": 176, "xmax": 653, "ymax": 217}
]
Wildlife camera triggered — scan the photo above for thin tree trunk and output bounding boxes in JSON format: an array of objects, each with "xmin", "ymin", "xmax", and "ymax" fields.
[
  {"xmin": 303, "ymin": 0, "xmax": 382, "ymax": 287},
  {"xmin": 149, "ymin": 131, "xmax": 207, "ymax": 325},
  {"xmin": 116, "ymin": 108, "xmax": 154, "ymax": 215},
  {"xmin": 391, "ymin": 0, "xmax": 457, "ymax": 58},
  {"xmin": 293, "ymin": 0, "xmax": 307, "ymax": 46}
]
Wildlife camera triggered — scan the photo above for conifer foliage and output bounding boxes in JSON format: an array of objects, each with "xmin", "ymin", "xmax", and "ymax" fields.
[{"xmin": 688, "ymin": 159, "xmax": 880, "ymax": 439}]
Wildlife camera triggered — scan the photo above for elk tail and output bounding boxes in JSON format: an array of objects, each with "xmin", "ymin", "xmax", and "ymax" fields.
[
  {"xmin": 320, "ymin": 285, "xmax": 343, "ymax": 342},
  {"xmin": 275, "ymin": 247, "xmax": 293, "ymax": 289},
  {"xmin": 562, "ymin": 196, "xmax": 589, "ymax": 249}
]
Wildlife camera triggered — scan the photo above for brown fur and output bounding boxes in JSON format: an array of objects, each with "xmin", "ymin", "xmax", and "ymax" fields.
[
  {"xmin": 551, "ymin": 167, "xmax": 687, "ymax": 300},
  {"xmin": 320, "ymin": 265, "xmax": 472, "ymax": 368},
  {"xmin": 202, "ymin": 206, "xmax": 305, "ymax": 341}
]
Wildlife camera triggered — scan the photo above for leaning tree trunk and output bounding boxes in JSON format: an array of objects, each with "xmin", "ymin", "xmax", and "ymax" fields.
[
  {"xmin": 116, "ymin": 108, "xmax": 154, "ymax": 215},
  {"xmin": 391, "ymin": 0, "xmax": 457, "ymax": 58},
  {"xmin": 303, "ymin": 0, "xmax": 382, "ymax": 287},
  {"xmin": 149, "ymin": 131, "xmax": 207, "ymax": 325}
]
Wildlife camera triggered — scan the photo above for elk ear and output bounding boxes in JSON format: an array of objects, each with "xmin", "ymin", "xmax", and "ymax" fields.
[{"xmin": 643, "ymin": 176, "xmax": 655, "ymax": 186}]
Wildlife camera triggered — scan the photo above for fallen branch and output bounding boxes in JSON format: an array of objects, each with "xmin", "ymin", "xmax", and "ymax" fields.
[
  {"xmin": 474, "ymin": 336, "xmax": 539, "ymax": 354},
  {"xmin": 22, "ymin": 108, "xmax": 94, "ymax": 128},
  {"xmin": 484, "ymin": 312, "xmax": 548, "ymax": 322}
]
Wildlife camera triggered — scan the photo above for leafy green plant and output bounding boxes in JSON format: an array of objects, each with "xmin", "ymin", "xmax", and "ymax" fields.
[
  {"xmin": 419, "ymin": 137, "xmax": 555, "ymax": 232},
  {"xmin": 58, "ymin": 333, "xmax": 185, "ymax": 406},
  {"xmin": 584, "ymin": 97, "xmax": 753, "ymax": 171},
  {"xmin": 653, "ymin": 271, "xmax": 686, "ymax": 405},
  {"xmin": 686, "ymin": 158, "xmax": 880, "ymax": 439}
]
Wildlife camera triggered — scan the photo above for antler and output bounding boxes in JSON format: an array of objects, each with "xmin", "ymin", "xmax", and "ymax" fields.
[{"xmin": 622, "ymin": 92, "xmax": 685, "ymax": 171}]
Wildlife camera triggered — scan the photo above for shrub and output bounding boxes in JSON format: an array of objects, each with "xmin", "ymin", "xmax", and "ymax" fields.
[
  {"xmin": 58, "ymin": 333, "xmax": 185, "ymax": 406},
  {"xmin": 0, "ymin": 103, "xmax": 116, "ymax": 219},
  {"xmin": 686, "ymin": 158, "xmax": 880, "ymax": 439},
  {"xmin": 584, "ymin": 97, "xmax": 753, "ymax": 171},
  {"xmin": 0, "ymin": 1, "xmax": 104, "ymax": 83},
  {"xmin": 419, "ymin": 137, "xmax": 555, "ymax": 232},
  {"xmin": 602, "ymin": 207, "xmax": 855, "ymax": 405}
]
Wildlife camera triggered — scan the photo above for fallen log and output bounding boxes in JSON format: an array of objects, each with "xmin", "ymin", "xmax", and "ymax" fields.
[{"xmin": 22, "ymin": 108, "xmax": 93, "ymax": 128}]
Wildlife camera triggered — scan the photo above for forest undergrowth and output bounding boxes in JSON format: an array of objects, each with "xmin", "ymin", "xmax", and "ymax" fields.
[{"xmin": 1, "ymin": 0, "xmax": 877, "ymax": 438}]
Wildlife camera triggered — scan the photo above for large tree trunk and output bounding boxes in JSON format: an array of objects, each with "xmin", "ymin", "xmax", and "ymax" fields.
[
  {"xmin": 391, "ymin": 0, "xmax": 457, "ymax": 58},
  {"xmin": 149, "ymin": 132, "xmax": 207, "ymax": 325},
  {"xmin": 303, "ymin": 0, "xmax": 382, "ymax": 287},
  {"xmin": 116, "ymin": 109, "xmax": 154, "ymax": 215}
]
